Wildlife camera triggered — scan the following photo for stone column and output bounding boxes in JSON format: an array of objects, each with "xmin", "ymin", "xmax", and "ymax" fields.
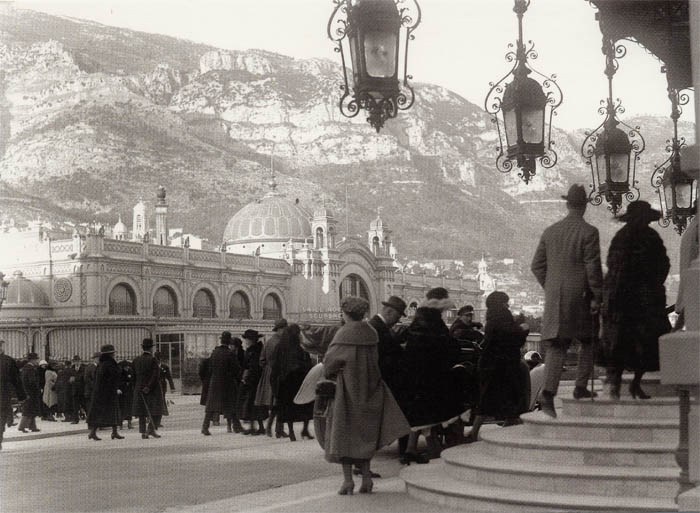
[{"xmin": 660, "ymin": 2, "xmax": 700, "ymax": 510}]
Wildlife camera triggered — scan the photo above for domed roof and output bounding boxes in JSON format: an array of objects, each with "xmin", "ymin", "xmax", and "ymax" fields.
[
  {"xmin": 223, "ymin": 194, "xmax": 312, "ymax": 244},
  {"xmin": 5, "ymin": 271, "xmax": 49, "ymax": 306},
  {"xmin": 113, "ymin": 216, "xmax": 127, "ymax": 235}
]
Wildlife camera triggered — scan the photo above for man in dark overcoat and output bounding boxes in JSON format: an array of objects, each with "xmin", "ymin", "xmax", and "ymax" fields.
[
  {"xmin": 68, "ymin": 355, "xmax": 86, "ymax": 423},
  {"xmin": 0, "ymin": 340, "xmax": 25, "ymax": 449},
  {"xmin": 19, "ymin": 352, "xmax": 42, "ymax": 433},
  {"xmin": 87, "ymin": 345, "xmax": 123, "ymax": 441},
  {"xmin": 202, "ymin": 331, "xmax": 241, "ymax": 436},
  {"xmin": 531, "ymin": 184, "xmax": 603, "ymax": 417},
  {"xmin": 132, "ymin": 338, "xmax": 167, "ymax": 439},
  {"xmin": 83, "ymin": 352, "xmax": 100, "ymax": 414}
]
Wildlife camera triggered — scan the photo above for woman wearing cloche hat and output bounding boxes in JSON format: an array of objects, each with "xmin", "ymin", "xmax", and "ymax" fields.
[
  {"xmin": 86, "ymin": 344, "xmax": 124, "ymax": 441},
  {"xmin": 601, "ymin": 200, "xmax": 671, "ymax": 400}
]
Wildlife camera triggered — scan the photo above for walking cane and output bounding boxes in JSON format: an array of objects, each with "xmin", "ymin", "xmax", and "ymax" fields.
[
  {"xmin": 590, "ymin": 312, "xmax": 600, "ymax": 403},
  {"xmin": 141, "ymin": 392, "xmax": 157, "ymax": 433}
]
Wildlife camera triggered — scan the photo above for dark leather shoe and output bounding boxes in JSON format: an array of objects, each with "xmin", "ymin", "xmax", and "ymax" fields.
[
  {"xmin": 540, "ymin": 391, "xmax": 557, "ymax": 418},
  {"xmin": 111, "ymin": 432, "xmax": 124, "ymax": 440},
  {"xmin": 201, "ymin": 428, "xmax": 211, "ymax": 436},
  {"xmin": 573, "ymin": 386, "xmax": 598, "ymax": 400},
  {"xmin": 148, "ymin": 431, "xmax": 161, "ymax": 438},
  {"xmin": 141, "ymin": 433, "xmax": 149, "ymax": 439}
]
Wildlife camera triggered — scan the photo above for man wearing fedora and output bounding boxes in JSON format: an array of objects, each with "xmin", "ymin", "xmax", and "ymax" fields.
[
  {"xmin": 87, "ymin": 344, "xmax": 124, "ymax": 441},
  {"xmin": 202, "ymin": 331, "xmax": 241, "ymax": 436},
  {"xmin": 132, "ymin": 338, "xmax": 167, "ymax": 439},
  {"xmin": 238, "ymin": 329, "xmax": 267, "ymax": 435},
  {"xmin": 67, "ymin": 355, "xmax": 86, "ymax": 424},
  {"xmin": 0, "ymin": 340, "xmax": 25, "ymax": 449},
  {"xmin": 18, "ymin": 352, "xmax": 42, "ymax": 433},
  {"xmin": 531, "ymin": 184, "xmax": 603, "ymax": 417},
  {"xmin": 83, "ymin": 351, "xmax": 100, "ymax": 415}
]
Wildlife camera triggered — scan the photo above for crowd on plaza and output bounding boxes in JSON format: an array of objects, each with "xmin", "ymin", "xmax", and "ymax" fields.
[{"xmin": 0, "ymin": 184, "xmax": 694, "ymax": 498}]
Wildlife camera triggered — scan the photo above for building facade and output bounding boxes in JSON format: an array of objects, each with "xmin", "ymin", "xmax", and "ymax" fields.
[{"xmin": 0, "ymin": 187, "xmax": 481, "ymax": 391}]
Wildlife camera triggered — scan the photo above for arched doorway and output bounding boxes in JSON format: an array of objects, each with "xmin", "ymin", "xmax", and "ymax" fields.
[
  {"xmin": 108, "ymin": 283, "xmax": 137, "ymax": 315},
  {"xmin": 153, "ymin": 286, "xmax": 178, "ymax": 317}
]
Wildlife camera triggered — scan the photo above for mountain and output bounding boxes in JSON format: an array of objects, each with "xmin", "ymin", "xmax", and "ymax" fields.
[{"xmin": 0, "ymin": 6, "xmax": 693, "ymax": 275}]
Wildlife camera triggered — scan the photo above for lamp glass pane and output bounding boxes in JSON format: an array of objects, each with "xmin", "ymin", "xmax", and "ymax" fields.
[
  {"xmin": 504, "ymin": 108, "xmax": 517, "ymax": 148},
  {"xmin": 348, "ymin": 34, "xmax": 361, "ymax": 82},
  {"xmin": 675, "ymin": 182, "xmax": 692, "ymax": 209},
  {"xmin": 364, "ymin": 30, "xmax": 397, "ymax": 77},
  {"xmin": 663, "ymin": 180, "xmax": 673, "ymax": 213},
  {"xmin": 522, "ymin": 108, "xmax": 544, "ymax": 144},
  {"xmin": 609, "ymin": 153, "xmax": 629, "ymax": 183},
  {"xmin": 595, "ymin": 153, "xmax": 605, "ymax": 185}
]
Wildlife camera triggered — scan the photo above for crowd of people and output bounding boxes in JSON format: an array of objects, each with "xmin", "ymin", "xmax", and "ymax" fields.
[{"xmin": 0, "ymin": 186, "xmax": 688, "ymax": 501}]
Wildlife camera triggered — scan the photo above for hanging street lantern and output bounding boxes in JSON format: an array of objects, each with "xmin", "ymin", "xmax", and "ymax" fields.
[
  {"xmin": 581, "ymin": 26, "xmax": 644, "ymax": 216},
  {"xmin": 484, "ymin": 0, "xmax": 563, "ymax": 184},
  {"xmin": 651, "ymin": 88, "xmax": 697, "ymax": 235},
  {"xmin": 327, "ymin": 0, "xmax": 421, "ymax": 133}
]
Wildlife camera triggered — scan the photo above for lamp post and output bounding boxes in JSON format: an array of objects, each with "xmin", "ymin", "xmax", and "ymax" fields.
[
  {"xmin": 581, "ymin": 25, "xmax": 645, "ymax": 216},
  {"xmin": 652, "ymin": 88, "xmax": 697, "ymax": 235},
  {"xmin": 484, "ymin": 0, "xmax": 563, "ymax": 184},
  {"xmin": 327, "ymin": 0, "xmax": 421, "ymax": 133}
]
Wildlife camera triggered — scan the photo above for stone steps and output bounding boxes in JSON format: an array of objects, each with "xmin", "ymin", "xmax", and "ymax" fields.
[
  {"xmin": 402, "ymin": 462, "xmax": 678, "ymax": 512},
  {"xmin": 562, "ymin": 396, "xmax": 684, "ymax": 418},
  {"xmin": 479, "ymin": 425, "xmax": 678, "ymax": 467},
  {"xmin": 522, "ymin": 411, "xmax": 678, "ymax": 443},
  {"xmin": 441, "ymin": 444, "xmax": 679, "ymax": 499}
]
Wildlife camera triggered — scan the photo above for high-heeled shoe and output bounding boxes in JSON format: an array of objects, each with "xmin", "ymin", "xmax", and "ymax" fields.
[
  {"xmin": 359, "ymin": 480, "xmax": 374, "ymax": 494},
  {"xmin": 111, "ymin": 432, "xmax": 124, "ymax": 440},
  {"xmin": 338, "ymin": 482, "xmax": 354, "ymax": 495},
  {"xmin": 630, "ymin": 383, "xmax": 651, "ymax": 400},
  {"xmin": 275, "ymin": 431, "xmax": 289, "ymax": 438},
  {"xmin": 288, "ymin": 430, "xmax": 297, "ymax": 442},
  {"xmin": 88, "ymin": 432, "xmax": 102, "ymax": 441}
]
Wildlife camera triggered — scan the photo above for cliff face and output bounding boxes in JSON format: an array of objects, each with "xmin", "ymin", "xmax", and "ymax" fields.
[{"xmin": 0, "ymin": 6, "xmax": 692, "ymax": 267}]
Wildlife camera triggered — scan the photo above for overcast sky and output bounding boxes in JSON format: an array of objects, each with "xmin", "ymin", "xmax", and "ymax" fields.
[{"xmin": 16, "ymin": 0, "xmax": 696, "ymax": 129}]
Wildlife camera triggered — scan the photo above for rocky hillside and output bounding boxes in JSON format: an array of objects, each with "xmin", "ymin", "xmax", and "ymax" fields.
[{"xmin": 0, "ymin": 6, "xmax": 693, "ymax": 271}]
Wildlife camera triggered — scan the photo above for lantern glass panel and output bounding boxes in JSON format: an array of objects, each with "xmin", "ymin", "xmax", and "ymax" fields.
[
  {"xmin": 595, "ymin": 153, "xmax": 605, "ymax": 185},
  {"xmin": 521, "ymin": 107, "xmax": 544, "ymax": 144},
  {"xmin": 675, "ymin": 182, "xmax": 693, "ymax": 209},
  {"xmin": 663, "ymin": 179, "xmax": 673, "ymax": 214},
  {"xmin": 348, "ymin": 33, "xmax": 361, "ymax": 82},
  {"xmin": 504, "ymin": 108, "xmax": 517, "ymax": 148},
  {"xmin": 363, "ymin": 30, "xmax": 397, "ymax": 78},
  {"xmin": 609, "ymin": 153, "xmax": 629, "ymax": 183}
]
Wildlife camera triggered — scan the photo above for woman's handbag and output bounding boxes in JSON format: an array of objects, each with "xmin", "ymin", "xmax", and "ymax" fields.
[{"xmin": 315, "ymin": 379, "xmax": 336, "ymax": 399}]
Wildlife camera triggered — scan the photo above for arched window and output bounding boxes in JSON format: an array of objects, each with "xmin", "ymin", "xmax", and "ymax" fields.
[
  {"xmin": 193, "ymin": 289, "xmax": 215, "ymax": 318},
  {"xmin": 109, "ymin": 283, "xmax": 137, "ymax": 315},
  {"xmin": 328, "ymin": 227, "xmax": 336, "ymax": 248},
  {"xmin": 339, "ymin": 274, "xmax": 370, "ymax": 303},
  {"xmin": 262, "ymin": 293, "xmax": 282, "ymax": 320},
  {"xmin": 229, "ymin": 291, "xmax": 251, "ymax": 319},
  {"xmin": 153, "ymin": 286, "xmax": 178, "ymax": 317},
  {"xmin": 316, "ymin": 227, "xmax": 324, "ymax": 249}
]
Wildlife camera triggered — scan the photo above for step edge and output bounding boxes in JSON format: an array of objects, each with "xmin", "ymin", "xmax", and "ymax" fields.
[{"xmin": 479, "ymin": 431, "xmax": 678, "ymax": 452}]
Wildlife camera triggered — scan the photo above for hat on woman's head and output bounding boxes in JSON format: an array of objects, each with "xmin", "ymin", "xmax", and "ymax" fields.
[
  {"xmin": 340, "ymin": 296, "xmax": 370, "ymax": 318},
  {"xmin": 220, "ymin": 331, "xmax": 233, "ymax": 345},
  {"xmin": 26, "ymin": 352, "xmax": 39, "ymax": 361},
  {"xmin": 457, "ymin": 305, "xmax": 474, "ymax": 316},
  {"xmin": 426, "ymin": 287, "xmax": 449, "ymax": 300},
  {"xmin": 39, "ymin": 360, "xmax": 48, "ymax": 366},
  {"xmin": 142, "ymin": 338, "xmax": 155, "ymax": 349},
  {"xmin": 618, "ymin": 200, "xmax": 662, "ymax": 224},
  {"xmin": 99, "ymin": 344, "xmax": 116, "ymax": 354},
  {"xmin": 485, "ymin": 290, "xmax": 510, "ymax": 310},
  {"xmin": 242, "ymin": 329, "xmax": 262, "ymax": 341},
  {"xmin": 72, "ymin": 355, "xmax": 82, "ymax": 362}
]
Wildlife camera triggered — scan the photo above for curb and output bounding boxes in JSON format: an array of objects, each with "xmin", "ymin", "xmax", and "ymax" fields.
[{"xmin": 4, "ymin": 427, "xmax": 88, "ymax": 443}]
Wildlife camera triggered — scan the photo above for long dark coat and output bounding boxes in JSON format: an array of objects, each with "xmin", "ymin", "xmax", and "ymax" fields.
[
  {"xmin": 531, "ymin": 212, "xmax": 603, "ymax": 341},
  {"xmin": 477, "ymin": 306, "xmax": 529, "ymax": 419},
  {"xmin": 118, "ymin": 361, "xmax": 134, "ymax": 421},
  {"xmin": 198, "ymin": 357, "xmax": 211, "ymax": 406},
  {"xmin": 602, "ymin": 223, "xmax": 670, "ymax": 372},
  {"xmin": 368, "ymin": 315, "xmax": 405, "ymax": 399},
  {"xmin": 0, "ymin": 354, "xmax": 25, "ymax": 425},
  {"xmin": 322, "ymin": 320, "xmax": 410, "ymax": 463},
  {"xmin": 403, "ymin": 307, "xmax": 462, "ymax": 427},
  {"xmin": 132, "ymin": 352, "xmax": 167, "ymax": 417},
  {"xmin": 238, "ymin": 341, "xmax": 267, "ymax": 421},
  {"xmin": 21, "ymin": 364, "xmax": 42, "ymax": 417},
  {"xmin": 271, "ymin": 332, "xmax": 312, "ymax": 423},
  {"xmin": 55, "ymin": 367, "xmax": 74, "ymax": 414},
  {"xmin": 70, "ymin": 364, "xmax": 86, "ymax": 408},
  {"xmin": 87, "ymin": 355, "xmax": 122, "ymax": 427},
  {"xmin": 83, "ymin": 363, "xmax": 97, "ymax": 402},
  {"xmin": 205, "ymin": 345, "xmax": 241, "ymax": 417},
  {"xmin": 255, "ymin": 332, "xmax": 283, "ymax": 407}
]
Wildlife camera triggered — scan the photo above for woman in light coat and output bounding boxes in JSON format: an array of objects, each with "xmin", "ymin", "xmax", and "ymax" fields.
[
  {"xmin": 42, "ymin": 363, "xmax": 58, "ymax": 416},
  {"xmin": 322, "ymin": 296, "xmax": 410, "ymax": 495}
]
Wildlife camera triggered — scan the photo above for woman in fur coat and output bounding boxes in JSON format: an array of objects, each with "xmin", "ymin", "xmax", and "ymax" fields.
[
  {"xmin": 322, "ymin": 297, "xmax": 410, "ymax": 495},
  {"xmin": 87, "ymin": 345, "xmax": 123, "ymax": 441}
]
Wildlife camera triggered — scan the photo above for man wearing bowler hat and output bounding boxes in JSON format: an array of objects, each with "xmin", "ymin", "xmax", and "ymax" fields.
[
  {"xmin": 132, "ymin": 338, "xmax": 167, "ymax": 439},
  {"xmin": 531, "ymin": 184, "xmax": 603, "ymax": 418},
  {"xmin": 18, "ymin": 352, "xmax": 42, "ymax": 433},
  {"xmin": 0, "ymin": 340, "xmax": 25, "ymax": 449}
]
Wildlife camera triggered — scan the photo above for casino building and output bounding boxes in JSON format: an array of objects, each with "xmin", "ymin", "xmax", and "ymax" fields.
[{"xmin": 0, "ymin": 185, "xmax": 480, "ymax": 390}]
